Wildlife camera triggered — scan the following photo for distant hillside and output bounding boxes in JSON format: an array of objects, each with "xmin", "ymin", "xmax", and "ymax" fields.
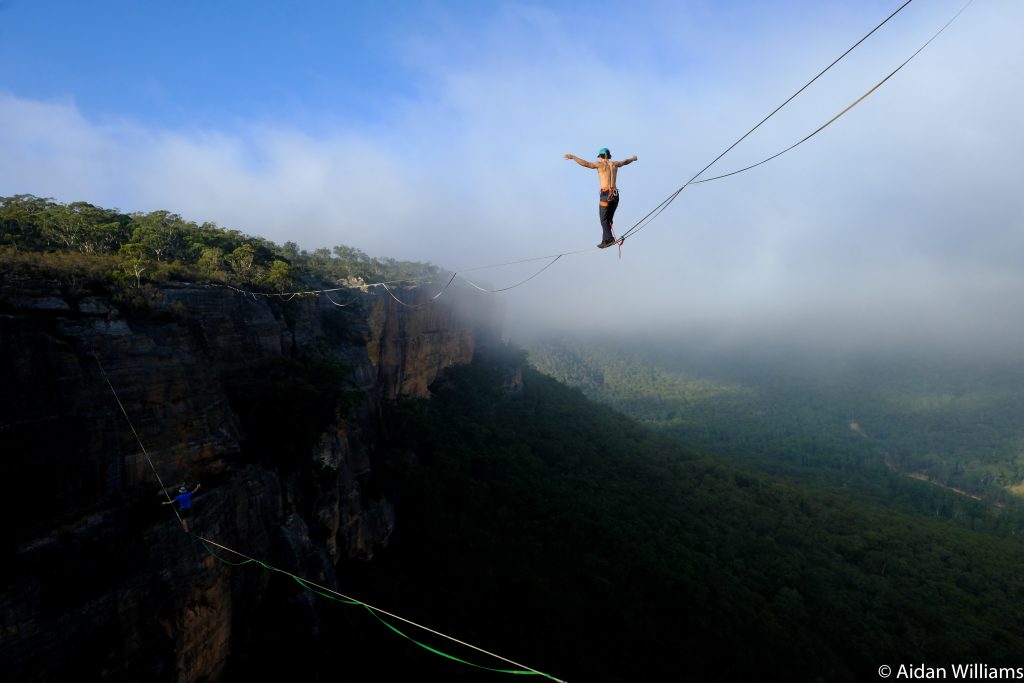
[{"xmin": 521, "ymin": 336, "xmax": 1024, "ymax": 531}]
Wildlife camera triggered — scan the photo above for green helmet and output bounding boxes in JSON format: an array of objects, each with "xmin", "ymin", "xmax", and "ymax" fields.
[{"xmin": 598, "ymin": 147, "xmax": 611, "ymax": 158}]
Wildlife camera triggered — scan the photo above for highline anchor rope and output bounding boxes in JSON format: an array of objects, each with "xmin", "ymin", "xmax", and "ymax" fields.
[
  {"xmin": 92, "ymin": 351, "xmax": 183, "ymax": 527},
  {"xmin": 687, "ymin": 0, "xmax": 975, "ymax": 187}
]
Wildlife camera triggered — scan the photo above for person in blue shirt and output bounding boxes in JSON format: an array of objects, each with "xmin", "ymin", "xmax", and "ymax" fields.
[{"xmin": 163, "ymin": 483, "xmax": 201, "ymax": 532}]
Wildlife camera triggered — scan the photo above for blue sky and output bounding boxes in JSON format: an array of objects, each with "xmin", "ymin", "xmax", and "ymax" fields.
[
  {"xmin": 1, "ymin": 0, "xmax": 706, "ymax": 129},
  {"xmin": 2, "ymin": 0, "xmax": 1022, "ymax": 351},
  {"xmin": 1, "ymin": 1, "xmax": 431, "ymax": 129}
]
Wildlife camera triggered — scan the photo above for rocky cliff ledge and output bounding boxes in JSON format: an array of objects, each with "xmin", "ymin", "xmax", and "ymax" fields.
[{"xmin": 0, "ymin": 277, "xmax": 501, "ymax": 681}]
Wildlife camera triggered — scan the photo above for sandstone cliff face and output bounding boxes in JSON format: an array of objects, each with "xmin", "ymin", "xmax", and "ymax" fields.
[
  {"xmin": 367, "ymin": 285, "xmax": 501, "ymax": 399},
  {"xmin": 0, "ymin": 277, "xmax": 499, "ymax": 682}
]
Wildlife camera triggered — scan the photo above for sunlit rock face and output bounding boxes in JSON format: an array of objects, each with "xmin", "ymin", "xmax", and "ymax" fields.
[
  {"xmin": 366, "ymin": 282, "xmax": 502, "ymax": 399},
  {"xmin": 0, "ymin": 278, "xmax": 499, "ymax": 681}
]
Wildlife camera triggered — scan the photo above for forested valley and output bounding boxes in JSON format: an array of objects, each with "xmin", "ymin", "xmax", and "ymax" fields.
[{"xmin": 523, "ymin": 335, "xmax": 1024, "ymax": 534}]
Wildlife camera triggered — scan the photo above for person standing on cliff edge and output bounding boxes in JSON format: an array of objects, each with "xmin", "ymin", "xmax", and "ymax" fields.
[
  {"xmin": 163, "ymin": 483, "xmax": 200, "ymax": 533},
  {"xmin": 564, "ymin": 148, "xmax": 638, "ymax": 248}
]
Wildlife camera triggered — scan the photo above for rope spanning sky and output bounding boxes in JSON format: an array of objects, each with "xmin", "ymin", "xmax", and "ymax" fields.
[
  {"xmin": 616, "ymin": 0, "xmax": 973, "ymax": 243},
  {"xmin": 2, "ymin": 0, "xmax": 1022, "ymax": 349}
]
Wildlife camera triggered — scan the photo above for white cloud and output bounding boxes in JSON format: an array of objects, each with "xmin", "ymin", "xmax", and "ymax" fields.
[{"xmin": 1, "ymin": 0, "xmax": 1022, "ymax": 353}]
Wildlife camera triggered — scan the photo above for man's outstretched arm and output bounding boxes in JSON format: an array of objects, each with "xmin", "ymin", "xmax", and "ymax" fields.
[
  {"xmin": 615, "ymin": 155, "xmax": 638, "ymax": 167},
  {"xmin": 564, "ymin": 153, "xmax": 597, "ymax": 169}
]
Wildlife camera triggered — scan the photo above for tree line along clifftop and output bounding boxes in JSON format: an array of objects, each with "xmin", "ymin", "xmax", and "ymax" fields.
[{"xmin": 0, "ymin": 194, "xmax": 439, "ymax": 294}]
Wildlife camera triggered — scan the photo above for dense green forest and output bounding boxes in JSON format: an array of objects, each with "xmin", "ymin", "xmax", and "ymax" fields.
[
  {"xmin": 0, "ymin": 194, "xmax": 440, "ymax": 296},
  {"xmin": 231, "ymin": 351, "xmax": 1024, "ymax": 681},
  {"xmin": 522, "ymin": 336, "xmax": 1024, "ymax": 531}
]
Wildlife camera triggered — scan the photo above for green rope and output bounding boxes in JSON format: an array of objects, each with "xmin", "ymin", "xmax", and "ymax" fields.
[
  {"xmin": 197, "ymin": 540, "xmax": 563, "ymax": 680},
  {"xmin": 363, "ymin": 604, "xmax": 555, "ymax": 678},
  {"xmin": 200, "ymin": 540, "xmax": 256, "ymax": 566},
  {"xmin": 292, "ymin": 575, "xmax": 361, "ymax": 605}
]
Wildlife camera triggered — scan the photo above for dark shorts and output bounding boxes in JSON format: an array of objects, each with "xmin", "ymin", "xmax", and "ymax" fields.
[
  {"xmin": 599, "ymin": 190, "xmax": 620, "ymax": 241},
  {"xmin": 179, "ymin": 507, "xmax": 192, "ymax": 519}
]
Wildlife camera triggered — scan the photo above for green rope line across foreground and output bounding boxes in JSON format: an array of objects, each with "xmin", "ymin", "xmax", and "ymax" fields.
[
  {"xmin": 199, "ymin": 538, "xmax": 564, "ymax": 681},
  {"xmin": 199, "ymin": 540, "xmax": 256, "ymax": 567},
  {"xmin": 363, "ymin": 605, "xmax": 551, "ymax": 677}
]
